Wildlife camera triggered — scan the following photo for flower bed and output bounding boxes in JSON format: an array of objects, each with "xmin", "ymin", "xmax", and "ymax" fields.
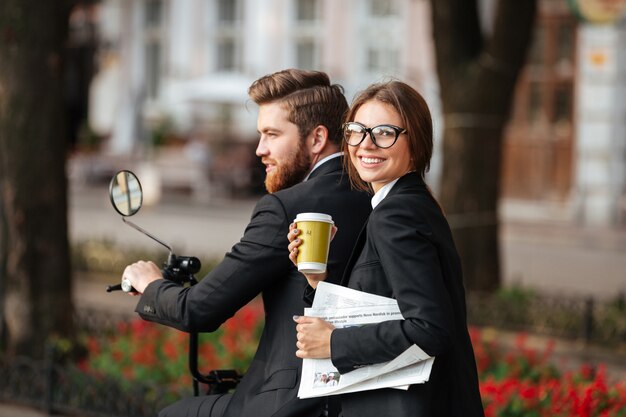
[
  {"xmin": 81, "ymin": 304, "xmax": 626, "ymax": 416},
  {"xmin": 472, "ymin": 328, "xmax": 626, "ymax": 416},
  {"xmin": 80, "ymin": 298, "xmax": 264, "ymax": 394}
]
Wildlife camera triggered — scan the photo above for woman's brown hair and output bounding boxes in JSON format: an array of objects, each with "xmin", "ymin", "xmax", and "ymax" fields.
[{"xmin": 342, "ymin": 81, "xmax": 433, "ymax": 192}]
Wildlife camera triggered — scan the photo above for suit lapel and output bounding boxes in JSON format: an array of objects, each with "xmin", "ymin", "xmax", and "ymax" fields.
[
  {"xmin": 385, "ymin": 171, "xmax": 425, "ymax": 198},
  {"xmin": 339, "ymin": 173, "xmax": 425, "ymax": 287},
  {"xmin": 340, "ymin": 218, "xmax": 368, "ymax": 286}
]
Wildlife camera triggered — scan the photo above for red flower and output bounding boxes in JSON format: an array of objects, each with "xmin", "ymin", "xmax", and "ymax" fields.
[
  {"xmin": 519, "ymin": 383, "xmax": 538, "ymax": 401},
  {"xmin": 132, "ymin": 346, "xmax": 157, "ymax": 365},
  {"xmin": 163, "ymin": 340, "xmax": 179, "ymax": 361}
]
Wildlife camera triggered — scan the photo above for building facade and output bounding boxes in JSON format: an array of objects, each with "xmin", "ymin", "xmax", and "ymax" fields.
[{"xmin": 88, "ymin": 0, "xmax": 626, "ymax": 226}]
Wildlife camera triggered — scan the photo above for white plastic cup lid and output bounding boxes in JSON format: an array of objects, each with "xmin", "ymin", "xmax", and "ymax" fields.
[{"xmin": 294, "ymin": 212, "xmax": 334, "ymax": 224}]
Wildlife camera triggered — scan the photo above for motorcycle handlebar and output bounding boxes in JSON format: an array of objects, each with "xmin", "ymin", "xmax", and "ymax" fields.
[
  {"xmin": 106, "ymin": 255, "xmax": 201, "ymax": 293},
  {"xmin": 105, "ymin": 277, "xmax": 136, "ymax": 293}
]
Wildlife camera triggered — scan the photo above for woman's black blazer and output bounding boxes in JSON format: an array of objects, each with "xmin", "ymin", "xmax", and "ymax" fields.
[{"xmin": 330, "ymin": 172, "xmax": 485, "ymax": 417}]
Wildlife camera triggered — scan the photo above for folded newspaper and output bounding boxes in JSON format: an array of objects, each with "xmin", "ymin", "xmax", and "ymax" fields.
[{"xmin": 297, "ymin": 282, "xmax": 435, "ymax": 399}]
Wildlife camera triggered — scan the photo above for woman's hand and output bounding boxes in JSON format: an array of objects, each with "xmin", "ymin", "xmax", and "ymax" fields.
[
  {"xmin": 287, "ymin": 222, "xmax": 337, "ymax": 288},
  {"xmin": 122, "ymin": 260, "xmax": 163, "ymax": 294},
  {"xmin": 293, "ymin": 315, "xmax": 335, "ymax": 359}
]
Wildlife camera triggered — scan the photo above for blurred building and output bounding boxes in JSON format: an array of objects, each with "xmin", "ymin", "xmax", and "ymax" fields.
[
  {"xmin": 85, "ymin": 0, "xmax": 626, "ymax": 226},
  {"xmin": 502, "ymin": 0, "xmax": 626, "ymax": 228}
]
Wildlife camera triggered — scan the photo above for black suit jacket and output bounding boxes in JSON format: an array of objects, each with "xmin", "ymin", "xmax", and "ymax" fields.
[
  {"xmin": 330, "ymin": 172, "xmax": 484, "ymax": 417},
  {"xmin": 136, "ymin": 157, "xmax": 371, "ymax": 417}
]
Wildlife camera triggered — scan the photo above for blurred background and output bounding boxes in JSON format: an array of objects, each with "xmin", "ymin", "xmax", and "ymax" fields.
[
  {"xmin": 1, "ymin": 0, "xmax": 625, "ymax": 416},
  {"xmin": 67, "ymin": 0, "xmax": 625, "ymax": 295}
]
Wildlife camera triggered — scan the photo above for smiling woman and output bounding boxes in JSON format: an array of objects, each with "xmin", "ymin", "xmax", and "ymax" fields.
[
  {"xmin": 290, "ymin": 81, "xmax": 485, "ymax": 417},
  {"xmin": 345, "ymin": 101, "xmax": 413, "ymax": 193},
  {"xmin": 341, "ymin": 82, "xmax": 433, "ymax": 195}
]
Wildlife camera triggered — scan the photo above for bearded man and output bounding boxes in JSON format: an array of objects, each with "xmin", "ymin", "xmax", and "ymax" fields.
[{"xmin": 121, "ymin": 69, "xmax": 371, "ymax": 417}]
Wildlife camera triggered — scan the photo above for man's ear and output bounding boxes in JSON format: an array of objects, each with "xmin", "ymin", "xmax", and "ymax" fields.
[{"xmin": 309, "ymin": 125, "xmax": 329, "ymax": 155}]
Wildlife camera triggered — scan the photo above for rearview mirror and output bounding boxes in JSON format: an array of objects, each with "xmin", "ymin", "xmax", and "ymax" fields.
[{"xmin": 109, "ymin": 170, "xmax": 143, "ymax": 216}]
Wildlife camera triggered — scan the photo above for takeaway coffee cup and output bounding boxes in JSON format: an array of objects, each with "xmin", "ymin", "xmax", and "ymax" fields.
[{"xmin": 294, "ymin": 212, "xmax": 334, "ymax": 274}]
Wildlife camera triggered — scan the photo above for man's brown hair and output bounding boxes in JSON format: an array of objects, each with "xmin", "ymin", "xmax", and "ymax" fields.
[{"xmin": 248, "ymin": 69, "xmax": 348, "ymax": 144}]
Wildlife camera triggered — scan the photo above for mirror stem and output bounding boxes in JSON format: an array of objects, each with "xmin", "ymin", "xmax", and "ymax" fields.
[{"xmin": 122, "ymin": 217, "xmax": 174, "ymax": 254}]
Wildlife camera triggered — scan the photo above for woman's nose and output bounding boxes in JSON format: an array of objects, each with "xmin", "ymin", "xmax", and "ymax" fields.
[{"xmin": 359, "ymin": 132, "xmax": 377, "ymax": 149}]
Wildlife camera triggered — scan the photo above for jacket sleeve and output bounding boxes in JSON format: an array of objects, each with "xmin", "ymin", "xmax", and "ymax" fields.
[
  {"xmin": 135, "ymin": 193, "xmax": 293, "ymax": 332},
  {"xmin": 330, "ymin": 198, "xmax": 455, "ymax": 373}
]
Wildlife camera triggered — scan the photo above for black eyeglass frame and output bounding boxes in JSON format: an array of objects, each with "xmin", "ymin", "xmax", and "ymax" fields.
[{"xmin": 342, "ymin": 122, "xmax": 407, "ymax": 149}]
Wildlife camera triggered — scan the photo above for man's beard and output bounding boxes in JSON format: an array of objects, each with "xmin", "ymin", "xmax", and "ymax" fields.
[{"xmin": 264, "ymin": 141, "xmax": 311, "ymax": 193}]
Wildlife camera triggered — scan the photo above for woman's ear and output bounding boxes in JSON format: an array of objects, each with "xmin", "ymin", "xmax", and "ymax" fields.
[{"xmin": 310, "ymin": 125, "xmax": 329, "ymax": 155}]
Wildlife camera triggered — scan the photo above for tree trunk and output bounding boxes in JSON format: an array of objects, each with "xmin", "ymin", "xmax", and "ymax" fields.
[
  {"xmin": 0, "ymin": 184, "xmax": 6, "ymax": 350},
  {"xmin": 430, "ymin": 0, "xmax": 538, "ymax": 291},
  {"xmin": 0, "ymin": 1, "xmax": 75, "ymax": 358}
]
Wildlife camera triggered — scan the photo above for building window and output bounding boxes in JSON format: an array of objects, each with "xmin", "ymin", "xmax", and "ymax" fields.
[
  {"xmin": 526, "ymin": 82, "xmax": 544, "ymax": 125},
  {"xmin": 296, "ymin": 0, "xmax": 318, "ymax": 21},
  {"xmin": 144, "ymin": 0, "xmax": 164, "ymax": 100},
  {"xmin": 370, "ymin": 0, "xmax": 397, "ymax": 17},
  {"xmin": 145, "ymin": 0, "xmax": 162, "ymax": 28},
  {"xmin": 211, "ymin": 0, "xmax": 242, "ymax": 73},
  {"xmin": 552, "ymin": 83, "xmax": 572, "ymax": 135},
  {"xmin": 522, "ymin": 17, "xmax": 576, "ymax": 132},
  {"xmin": 296, "ymin": 40, "xmax": 316, "ymax": 69},
  {"xmin": 361, "ymin": 0, "xmax": 402, "ymax": 75},
  {"xmin": 529, "ymin": 26, "xmax": 545, "ymax": 67},
  {"xmin": 218, "ymin": 0, "xmax": 237, "ymax": 22},
  {"xmin": 291, "ymin": 0, "xmax": 320, "ymax": 69},
  {"xmin": 366, "ymin": 47, "xmax": 398, "ymax": 73},
  {"xmin": 217, "ymin": 39, "xmax": 236, "ymax": 71},
  {"xmin": 145, "ymin": 42, "xmax": 161, "ymax": 99},
  {"xmin": 502, "ymin": 8, "xmax": 578, "ymax": 200}
]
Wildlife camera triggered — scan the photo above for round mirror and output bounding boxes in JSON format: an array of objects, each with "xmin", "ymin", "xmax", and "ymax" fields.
[{"xmin": 109, "ymin": 170, "xmax": 143, "ymax": 216}]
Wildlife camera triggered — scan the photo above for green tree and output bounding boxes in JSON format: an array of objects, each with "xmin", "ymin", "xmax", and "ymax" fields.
[
  {"xmin": 430, "ymin": 0, "xmax": 538, "ymax": 291},
  {"xmin": 0, "ymin": 1, "xmax": 76, "ymax": 358}
]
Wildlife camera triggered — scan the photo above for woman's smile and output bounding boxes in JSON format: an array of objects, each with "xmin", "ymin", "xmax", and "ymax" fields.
[
  {"xmin": 348, "ymin": 100, "xmax": 412, "ymax": 193},
  {"xmin": 359, "ymin": 155, "xmax": 386, "ymax": 166}
]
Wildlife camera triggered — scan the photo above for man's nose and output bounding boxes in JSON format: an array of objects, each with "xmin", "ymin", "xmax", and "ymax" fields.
[{"xmin": 256, "ymin": 138, "xmax": 268, "ymax": 157}]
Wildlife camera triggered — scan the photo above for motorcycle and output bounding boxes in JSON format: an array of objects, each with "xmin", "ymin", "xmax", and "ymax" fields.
[{"xmin": 105, "ymin": 169, "xmax": 241, "ymax": 396}]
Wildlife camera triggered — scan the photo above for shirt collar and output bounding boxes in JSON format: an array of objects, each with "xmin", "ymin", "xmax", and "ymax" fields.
[
  {"xmin": 303, "ymin": 152, "xmax": 343, "ymax": 181},
  {"xmin": 371, "ymin": 178, "xmax": 400, "ymax": 209}
]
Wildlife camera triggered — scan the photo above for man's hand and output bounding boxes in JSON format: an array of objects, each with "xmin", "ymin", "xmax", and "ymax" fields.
[
  {"xmin": 122, "ymin": 260, "xmax": 163, "ymax": 295},
  {"xmin": 293, "ymin": 315, "xmax": 335, "ymax": 359}
]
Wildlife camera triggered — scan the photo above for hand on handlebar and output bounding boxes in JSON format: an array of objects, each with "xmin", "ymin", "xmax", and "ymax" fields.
[
  {"xmin": 287, "ymin": 222, "xmax": 337, "ymax": 289},
  {"xmin": 122, "ymin": 260, "xmax": 163, "ymax": 295}
]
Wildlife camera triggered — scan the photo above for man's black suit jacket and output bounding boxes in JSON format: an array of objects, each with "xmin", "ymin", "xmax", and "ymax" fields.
[
  {"xmin": 330, "ymin": 172, "xmax": 485, "ymax": 417},
  {"xmin": 136, "ymin": 157, "xmax": 371, "ymax": 417}
]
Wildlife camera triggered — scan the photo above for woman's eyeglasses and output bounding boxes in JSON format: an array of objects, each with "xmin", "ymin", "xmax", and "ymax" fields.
[{"xmin": 342, "ymin": 122, "xmax": 406, "ymax": 149}]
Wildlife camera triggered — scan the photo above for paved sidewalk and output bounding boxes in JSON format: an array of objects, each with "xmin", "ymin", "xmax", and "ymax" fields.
[
  {"xmin": 501, "ymin": 220, "xmax": 626, "ymax": 299},
  {"xmin": 69, "ymin": 182, "xmax": 626, "ymax": 300}
]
